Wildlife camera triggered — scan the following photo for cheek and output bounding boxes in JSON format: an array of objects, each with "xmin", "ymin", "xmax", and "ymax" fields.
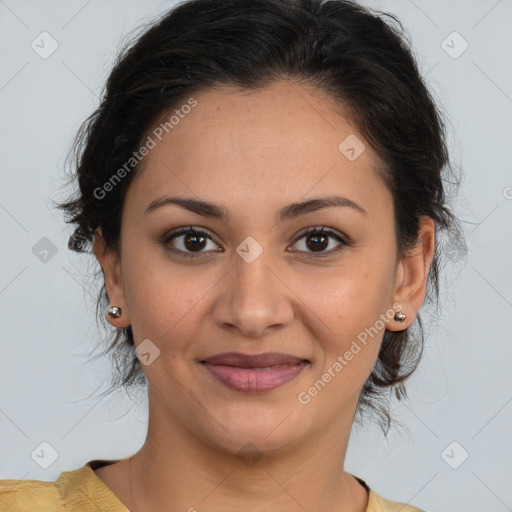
[
  {"xmin": 297, "ymin": 272, "xmax": 391, "ymax": 411},
  {"xmin": 120, "ymin": 245, "xmax": 202, "ymax": 343},
  {"xmin": 295, "ymin": 254, "xmax": 395, "ymax": 379},
  {"xmin": 300, "ymin": 255, "xmax": 395, "ymax": 331}
]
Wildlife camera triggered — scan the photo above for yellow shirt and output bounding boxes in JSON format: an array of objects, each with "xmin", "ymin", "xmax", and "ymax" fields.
[{"xmin": 0, "ymin": 459, "xmax": 425, "ymax": 511}]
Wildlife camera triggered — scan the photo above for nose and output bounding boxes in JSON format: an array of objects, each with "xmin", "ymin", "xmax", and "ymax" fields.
[{"xmin": 212, "ymin": 249, "xmax": 295, "ymax": 338}]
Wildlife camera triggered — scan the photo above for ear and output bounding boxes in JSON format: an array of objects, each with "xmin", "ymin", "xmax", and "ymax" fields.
[
  {"xmin": 93, "ymin": 228, "xmax": 131, "ymax": 328},
  {"xmin": 387, "ymin": 216, "xmax": 436, "ymax": 332}
]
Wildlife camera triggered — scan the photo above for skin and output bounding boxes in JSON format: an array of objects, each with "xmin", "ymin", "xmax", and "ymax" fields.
[{"xmin": 93, "ymin": 79, "xmax": 435, "ymax": 512}]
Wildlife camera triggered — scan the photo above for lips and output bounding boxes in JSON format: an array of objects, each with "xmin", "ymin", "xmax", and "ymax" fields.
[
  {"xmin": 200, "ymin": 352, "xmax": 310, "ymax": 392},
  {"xmin": 202, "ymin": 352, "xmax": 308, "ymax": 368}
]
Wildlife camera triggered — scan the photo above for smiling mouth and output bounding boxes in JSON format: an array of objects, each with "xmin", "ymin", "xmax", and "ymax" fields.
[{"xmin": 200, "ymin": 352, "xmax": 310, "ymax": 392}]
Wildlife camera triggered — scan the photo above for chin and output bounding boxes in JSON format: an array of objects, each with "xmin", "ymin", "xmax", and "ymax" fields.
[
  {"xmin": 209, "ymin": 431, "xmax": 296, "ymax": 460},
  {"xmin": 196, "ymin": 409, "xmax": 305, "ymax": 458}
]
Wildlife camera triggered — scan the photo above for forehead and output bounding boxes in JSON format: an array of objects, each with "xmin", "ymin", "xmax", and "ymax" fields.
[{"xmin": 125, "ymin": 80, "xmax": 391, "ymax": 221}]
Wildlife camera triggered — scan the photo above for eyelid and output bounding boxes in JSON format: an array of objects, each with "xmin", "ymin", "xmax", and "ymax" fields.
[
  {"xmin": 163, "ymin": 225, "xmax": 218, "ymax": 243},
  {"xmin": 162, "ymin": 225, "xmax": 222, "ymax": 255},
  {"xmin": 293, "ymin": 225, "xmax": 349, "ymax": 244},
  {"xmin": 287, "ymin": 226, "xmax": 349, "ymax": 258}
]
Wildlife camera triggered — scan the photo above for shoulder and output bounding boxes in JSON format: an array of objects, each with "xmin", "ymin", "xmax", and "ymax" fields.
[
  {"xmin": 351, "ymin": 474, "xmax": 426, "ymax": 512},
  {"xmin": 369, "ymin": 490, "xmax": 426, "ymax": 512},
  {"xmin": 0, "ymin": 477, "xmax": 64, "ymax": 511},
  {"xmin": 0, "ymin": 460, "xmax": 127, "ymax": 512}
]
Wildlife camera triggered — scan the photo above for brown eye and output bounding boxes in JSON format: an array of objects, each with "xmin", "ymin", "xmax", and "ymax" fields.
[
  {"xmin": 305, "ymin": 232, "xmax": 329, "ymax": 252},
  {"xmin": 291, "ymin": 226, "xmax": 348, "ymax": 257},
  {"xmin": 183, "ymin": 232, "xmax": 208, "ymax": 251},
  {"xmin": 163, "ymin": 227, "xmax": 221, "ymax": 257}
]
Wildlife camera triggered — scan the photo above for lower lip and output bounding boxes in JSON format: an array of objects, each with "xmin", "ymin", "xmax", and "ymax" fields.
[{"xmin": 201, "ymin": 362, "xmax": 308, "ymax": 392}]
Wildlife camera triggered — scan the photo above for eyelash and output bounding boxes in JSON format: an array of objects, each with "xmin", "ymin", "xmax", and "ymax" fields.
[{"xmin": 162, "ymin": 225, "xmax": 349, "ymax": 259}]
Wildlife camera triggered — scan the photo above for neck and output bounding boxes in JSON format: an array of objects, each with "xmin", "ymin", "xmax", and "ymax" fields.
[{"xmin": 126, "ymin": 392, "xmax": 368, "ymax": 512}]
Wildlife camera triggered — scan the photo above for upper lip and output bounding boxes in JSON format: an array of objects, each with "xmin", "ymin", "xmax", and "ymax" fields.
[{"xmin": 201, "ymin": 352, "xmax": 309, "ymax": 368}]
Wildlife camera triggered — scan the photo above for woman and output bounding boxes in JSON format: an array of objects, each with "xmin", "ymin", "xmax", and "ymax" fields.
[{"xmin": 0, "ymin": 0, "xmax": 463, "ymax": 510}]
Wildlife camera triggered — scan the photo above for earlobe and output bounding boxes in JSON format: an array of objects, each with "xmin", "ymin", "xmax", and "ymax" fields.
[
  {"xmin": 387, "ymin": 216, "xmax": 436, "ymax": 332},
  {"xmin": 93, "ymin": 228, "xmax": 131, "ymax": 328}
]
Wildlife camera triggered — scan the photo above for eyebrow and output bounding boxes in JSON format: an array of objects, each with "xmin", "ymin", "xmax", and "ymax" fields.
[{"xmin": 144, "ymin": 194, "xmax": 367, "ymax": 221}]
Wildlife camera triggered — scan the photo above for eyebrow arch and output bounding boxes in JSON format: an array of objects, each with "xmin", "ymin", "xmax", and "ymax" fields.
[{"xmin": 144, "ymin": 194, "xmax": 367, "ymax": 221}]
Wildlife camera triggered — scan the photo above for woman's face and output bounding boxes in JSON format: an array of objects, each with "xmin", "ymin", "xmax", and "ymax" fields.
[{"xmin": 96, "ymin": 80, "xmax": 427, "ymax": 455}]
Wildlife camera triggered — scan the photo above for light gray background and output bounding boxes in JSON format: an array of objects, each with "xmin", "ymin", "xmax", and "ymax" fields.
[{"xmin": 0, "ymin": 1, "xmax": 511, "ymax": 511}]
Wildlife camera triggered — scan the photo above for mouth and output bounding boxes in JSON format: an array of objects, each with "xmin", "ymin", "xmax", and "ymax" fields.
[{"xmin": 200, "ymin": 352, "xmax": 310, "ymax": 392}]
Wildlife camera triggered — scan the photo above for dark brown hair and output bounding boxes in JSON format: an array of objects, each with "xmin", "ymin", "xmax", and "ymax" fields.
[{"xmin": 54, "ymin": 0, "xmax": 464, "ymax": 436}]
